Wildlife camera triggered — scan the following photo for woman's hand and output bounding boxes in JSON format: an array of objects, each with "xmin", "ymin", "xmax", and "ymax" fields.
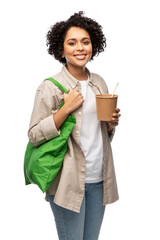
[
  {"xmin": 107, "ymin": 108, "xmax": 121, "ymax": 134},
  {"xmin": 53, "ymin": 89, "xmax": 84, "ymax": 130},
  {"xmin": 63, "ymin": 89, "xmax": 84, "ymax": 114}
]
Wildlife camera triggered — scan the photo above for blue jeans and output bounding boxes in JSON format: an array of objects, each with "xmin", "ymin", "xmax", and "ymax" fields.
[{"xmin": 48, "ymin": 181, "xmax": 105, "ymax": 240}]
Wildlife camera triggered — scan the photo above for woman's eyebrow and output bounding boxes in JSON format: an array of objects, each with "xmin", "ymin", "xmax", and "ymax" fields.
[{"xmin": 67, "ymin": 37, "xmax": 90, "ymax": 42}]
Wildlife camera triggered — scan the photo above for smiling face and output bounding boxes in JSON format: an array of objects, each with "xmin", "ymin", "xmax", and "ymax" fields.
[{"xmin": 62, "ymin": 27, "xmax": 92, "ymax": 71}]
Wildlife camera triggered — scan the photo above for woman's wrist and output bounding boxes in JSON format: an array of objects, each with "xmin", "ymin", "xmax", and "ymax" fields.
[
  {"xmin": 63, "ymin": 103, "xmax": 72, "ymax": 115},
  {"xmin": 107, "ymin": 124, "xmax": 113, "ymax": 134},
  {"xmin": 53, "ymin": 105, "xmax": 70, "ymax": 130}
]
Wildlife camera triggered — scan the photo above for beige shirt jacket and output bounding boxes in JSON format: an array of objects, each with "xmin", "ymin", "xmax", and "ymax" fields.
[{"xmin": 28, "ymin": 66, "xmax": 119, "ymax": 213}]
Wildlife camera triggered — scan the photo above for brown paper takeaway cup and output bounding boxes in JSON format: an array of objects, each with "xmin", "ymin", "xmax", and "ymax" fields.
[{"xmin": 96, "ymin": 94, "xmax": 118, "ymax": 121}]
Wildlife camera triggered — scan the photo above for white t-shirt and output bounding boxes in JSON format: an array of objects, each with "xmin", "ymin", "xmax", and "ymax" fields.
[{"xmin": 79, "ymin": 79, "xmax": 103, "ymax": 183}]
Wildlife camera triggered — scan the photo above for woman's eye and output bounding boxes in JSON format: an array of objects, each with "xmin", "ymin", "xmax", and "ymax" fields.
[
  {"xmin": 69, "ymin": 42, "xmax": 75, "ymax": 46},
  {"xmin": 83, "ymin": 41, "xmax": 90, "ymax": 45}
]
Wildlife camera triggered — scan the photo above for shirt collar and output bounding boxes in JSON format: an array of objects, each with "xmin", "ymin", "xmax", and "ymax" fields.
[{"xmin": 61, "ymin": 65, "xmax": 91, "ymax": 89}]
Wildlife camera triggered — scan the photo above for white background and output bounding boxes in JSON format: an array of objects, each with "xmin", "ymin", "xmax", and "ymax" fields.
[{"xmin": 0, "ymin": 0, "xmax": 160, "ymax": 239}]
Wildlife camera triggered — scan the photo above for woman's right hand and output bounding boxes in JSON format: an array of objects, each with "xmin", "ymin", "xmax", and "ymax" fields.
[
  {"xmin": 63, "ymin": 89, "xmax": 84, "ymax": 113},
  {"xmin": 53, "ymin": 89, "xmax": 84, "ymax": 130}
]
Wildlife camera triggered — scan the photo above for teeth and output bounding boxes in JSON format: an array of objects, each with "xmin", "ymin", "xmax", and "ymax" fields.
[{"xmin": 75, "ymin": 54, "xmax": 86, "ymax": 59}]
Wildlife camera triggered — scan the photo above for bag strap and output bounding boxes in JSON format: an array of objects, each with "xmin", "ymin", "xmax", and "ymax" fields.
[
  {"xmin": 44, "ymin": 77, "xmax": 68, "ymax": 94},
  {"xmin": 44, "ymin": 77, "xmax": 68, "ymax": 108}
]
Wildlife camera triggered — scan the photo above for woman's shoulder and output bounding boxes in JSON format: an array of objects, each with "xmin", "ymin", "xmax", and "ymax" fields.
[
  {"xmin": 36, "ymin": 71, "xmax": 65, "ymax": 95},
  {"xmin": 89, "ymin": 71, "xmax": 108, "ymax": 93},
  {"xmin": 90, "ymin": 72, "xmax": 104, "ymax": 81},
  {"xmin": 32, "ymin": 73, "xmax": 65, "ymax": 107},
  {"xmin": 90, "ymin": 72, "xmax": 107, "ymax": 85}
]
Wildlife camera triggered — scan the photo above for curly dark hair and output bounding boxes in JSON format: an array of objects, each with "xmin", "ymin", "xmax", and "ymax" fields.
[{"xmin": 46, "ymin": 11, "xmax": 106, "ymax": 64}]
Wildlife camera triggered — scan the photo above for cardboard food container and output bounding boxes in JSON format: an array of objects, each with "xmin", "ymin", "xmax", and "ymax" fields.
[{"xmin": 96, "ymin": 94, "xmax": 118, "ymax": 121}]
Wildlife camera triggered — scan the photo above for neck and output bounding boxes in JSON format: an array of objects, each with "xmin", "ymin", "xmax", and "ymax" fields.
[{"xmin": 66, "ymin": 64, "xmax": 88, "ymax": 81}]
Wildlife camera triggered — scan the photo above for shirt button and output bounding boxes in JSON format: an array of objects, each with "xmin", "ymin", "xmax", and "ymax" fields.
[{"xmin": 78, "ymin": 112, "xmax": 81, "ymax": 114}]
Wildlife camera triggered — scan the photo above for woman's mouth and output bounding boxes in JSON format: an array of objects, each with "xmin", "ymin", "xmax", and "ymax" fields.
[{"xmin": 74, "ymin": 54, "xmax": 87, "ymax": 60}]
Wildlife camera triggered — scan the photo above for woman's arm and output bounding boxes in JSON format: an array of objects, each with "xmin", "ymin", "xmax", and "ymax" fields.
[
  {"xmin": 28, "ymin": 83, "xmax": 84, "ymax": 147},
  {"xmin": 28, "ymin": 88, "xmax": 60, "ymax": 147}
]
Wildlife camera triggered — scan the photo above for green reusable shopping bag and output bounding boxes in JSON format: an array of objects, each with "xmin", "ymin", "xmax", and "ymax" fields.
[{"xmin": 24, "ymin": 78, "xmax": 76, "ymax": 192}]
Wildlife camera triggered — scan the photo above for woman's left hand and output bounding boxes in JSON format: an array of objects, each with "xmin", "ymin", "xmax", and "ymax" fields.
[{"xmin": 107, "ymin": 108, "xmax": 121, "ymax": 133}]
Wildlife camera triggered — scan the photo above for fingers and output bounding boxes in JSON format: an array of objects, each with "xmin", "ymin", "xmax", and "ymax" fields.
[
  {"xmin": 65, "ymin": 89, "xmax": 83, "ymax": 98},
  {"xmin": 110, "ymin": 118, "xmax": 119, "ymax": 124},
  {"xmin": 72, "ymin": 89, "xmax": 84, "ymax": 101},
  {"xmin": 64, "ymin": 88, "xmax": 84, "ymax": 112},
  {"xmin": 108, "ymin": 120, "xmax": 119, "ymax": 131},
  {"xmin": 109, "ymin": 122, "xmax": 119, "ymax": 128},
  {"xmin": 113, "ymin": 112, "xmax": 121, "ymax": 119},
  {"xmin": 108, "ymin": 109, "xmax": 121, "ymax": 124},
  {"xmin": 70, "ymin": 89, "xmax": 80, "ymax": 94},
  {"xmin": 74, "ymin": 89, "xmax": 83, "ymax": 97},
  {"xmin": 115, "ymin": 108, "xmax": 120, "ymax": 113},
  {"xmin": 112, "ymin": 108, "xmax": 121, "ymax": 121}
]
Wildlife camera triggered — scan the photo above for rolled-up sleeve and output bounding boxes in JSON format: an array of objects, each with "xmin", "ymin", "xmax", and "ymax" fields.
[
  {"xmin": 40, "ymin": 114, "xmax": 60, "ymax": 140},
  {"xmin": 28, "ymin": 83, "xmax": 61, "ymax": 147}
]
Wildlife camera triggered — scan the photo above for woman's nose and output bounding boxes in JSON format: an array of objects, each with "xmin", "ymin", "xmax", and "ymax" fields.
[{"xmin": 77, "ymin": 42, "xmax": 83, "ymax": 50}]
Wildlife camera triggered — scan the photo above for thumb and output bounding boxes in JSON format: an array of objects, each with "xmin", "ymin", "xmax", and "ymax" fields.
[
  {"xmin": 67, "ymin": 88, "xmax": 70, "ymax": 94},
  {"xmin": 64, "ymin": 88, "xmax": 70, "ymax": 100}
]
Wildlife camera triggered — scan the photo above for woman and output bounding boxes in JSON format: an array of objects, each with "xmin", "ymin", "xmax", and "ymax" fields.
[{"xmin": 28, "ymin": 11, "xmax": 121, "ymax": 240}]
